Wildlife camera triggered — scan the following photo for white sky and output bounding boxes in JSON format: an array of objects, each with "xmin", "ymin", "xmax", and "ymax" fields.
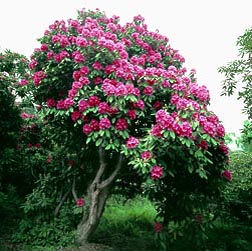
[{"xmin": 1, "ymin": 0, "xmax": 251, "ymax": 135}]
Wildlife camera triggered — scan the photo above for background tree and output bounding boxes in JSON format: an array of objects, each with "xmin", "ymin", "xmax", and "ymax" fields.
[
  {"xmin": 21, "ymin": 8, "xmax": 230, "ymax": 246},
  {"xmin": 0, "ymin": 50, "xmax": 30, "ymax": 231},
  {"xmin": 218, "ymin": 28, "xmax": 252, "ymax": 121}
]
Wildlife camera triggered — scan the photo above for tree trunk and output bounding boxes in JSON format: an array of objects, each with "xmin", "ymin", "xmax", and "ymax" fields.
[
  {"xmin": 76, "ymin": 183, "xmax": 109, "ymax": 245},
  {"xmin": 76, "ymin": 148, "xmax": 123, "ymax": 245}
]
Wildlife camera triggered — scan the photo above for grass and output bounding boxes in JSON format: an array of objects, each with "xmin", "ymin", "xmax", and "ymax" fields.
[{"xmin": 90, "ymin": 195, "xmax": 158, "ymax": 251}]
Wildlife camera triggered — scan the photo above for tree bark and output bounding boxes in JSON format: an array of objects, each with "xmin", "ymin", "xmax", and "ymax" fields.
[{"xmin": 76, "ymin": 148, "xmax": 123, "ymax": 245}]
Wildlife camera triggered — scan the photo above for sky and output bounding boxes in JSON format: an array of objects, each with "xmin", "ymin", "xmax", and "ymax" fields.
[{"xmin": 1, "ymin": 0, "xmax": 251, "ymax": 136}]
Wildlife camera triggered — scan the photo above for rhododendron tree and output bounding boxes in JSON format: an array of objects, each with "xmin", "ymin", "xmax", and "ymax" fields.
[{"xmin": 24, "ymin": 9, "xmax": 230, "ymax": 244}]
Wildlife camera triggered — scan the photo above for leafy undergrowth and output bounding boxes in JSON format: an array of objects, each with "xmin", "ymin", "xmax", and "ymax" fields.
[{"xmin": 1, "ymin": 196, "xmax": 252, "ymax": 251}]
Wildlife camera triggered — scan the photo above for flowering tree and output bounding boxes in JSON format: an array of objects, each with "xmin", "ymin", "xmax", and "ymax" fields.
[{"xmin": 23, "ymin": 9, "xmax": 230, "ymax": 244}]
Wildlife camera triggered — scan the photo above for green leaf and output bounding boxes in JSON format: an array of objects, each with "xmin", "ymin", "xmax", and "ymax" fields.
[{"xmin": 95, "ymin": 138, "xmax": 103, "ymax": 147}]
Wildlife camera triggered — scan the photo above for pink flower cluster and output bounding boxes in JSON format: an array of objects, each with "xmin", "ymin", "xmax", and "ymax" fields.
[
  {"xmin": 102, "ymin": 79, "xmax": 140, "ymax": 97},
  {"xmin": 141, "ymin": 151, "xmax": 152, "ymax": 160},
  {"xmin": 198, "ymin": 115, "xmax": 225, "ymax": 138},
  {"xmin": 154, "ymin": 109, "xmax": 192, "ymax": 138},
  {"xmin": 33, "ymin": 71, "xmax": 46, "ymax": 86},
  {"xmin": 126, "ymin": 136, "xmax": 139, "ymax": 149},
  {"xmin": 76, "ymin": 198, "xmax": 85, "ymax": 207},
  {"xmin": 154, "ymin": 222, "xmax": 163, "ymax": 233},
  {"xmin": 221, "ymin": 170, "xmax": 232, "ymax": 181},
  {"xmin": 151, "ymin": 165, "xmax": 163, "ymax": 180}
]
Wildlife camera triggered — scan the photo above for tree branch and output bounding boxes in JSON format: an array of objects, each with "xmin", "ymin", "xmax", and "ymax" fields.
[
  {"xmin": 99, "ymin": 154, "xmax": 123, "ymax": 189},
  {"xmin": 54, "ymin": 187, "xmax": 71, "ymax": 216},
  {"xmin": 72, "ymin": 175, "xmax": 78, "ymax": 201},
  {"xmin": 93, "ymin": 147, "xmax": 107, "ymax": 185}
]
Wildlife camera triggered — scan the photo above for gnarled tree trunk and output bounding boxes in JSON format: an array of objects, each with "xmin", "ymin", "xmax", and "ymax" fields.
[{"xmin": 76, "ymin": 148, "xmax": 123, "ymax": 245}]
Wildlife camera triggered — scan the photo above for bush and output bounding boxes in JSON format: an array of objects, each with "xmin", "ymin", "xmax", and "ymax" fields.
[{"xmin": 222, "ymin": 151, "xmax": 252, "ymax": 224}]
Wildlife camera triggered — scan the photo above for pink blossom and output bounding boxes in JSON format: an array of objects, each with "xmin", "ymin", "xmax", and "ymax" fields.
[
  {"xmin": 88, "ymin": 96, "xmax": 100, "ymax": 107},
  {"xmin": 72, "ymin": 51, "xmax": 85, "ymax": 63},
  {"xmin": 219, "ymin": 142, "xmax": 229, "ymax": 155},
  {"xmin": 127, "ymin": 110, "xmax": 137, "ymax": 120},
  {"xmin": 21, "ymin": 112, "xmax": 34, "ymax": 119},
  {"xmin": 73, "ymin": 71, "xmax": 81, "ymax": 81},
  {"xmin": 216, "ymin": 124, "xmax": 225, "ymax": 137},
  {"xmin": 80, "ymin": 66, "xmax": 89, "ymax": 75},
  {"xmin": 46, "ymin": 98, "xmax": 56, "ymax": 108},
  {"xmin": 56, "ymin": 100, "xmax": 65, "ymax": 110},
  {"xmin": 29, "ymin": 59, "xmax": 37, "ymax": 70},
  {"xmin": 99, "ymin": 118, "xmax": 111, "ymax": 130},
  {"xmin": 154, "ymin": 222, "xmax": 163, "ymax": 233},
  {"xmin": 133, "ymin": 99, "xmax": 145, "ymax": 110},
  {"xmin": 151, "ymin": 165, "xmax": 163, "ymax": 180},
  {"xmin": 33, "ymin": 71, "xmax": 46, "ymax": 86},
  {"xmin": 46, "ymin": 156, "xmax": 52, "ymax": 163},
  {"xmin": 40, "ymin": 44, "xmax": 48, "ymax": 51},
  {"xmin": 151, "ymin": 124, "xmax": 163, "ymax": 138},
  {"xmin": 221, "ymin": 170, "xmax": 232, "ymax": 181},
  {"xmin": 115, "ymin": 83, "xmax": 128, "ymax": 96},
  {"xmin": 76, "ymin": 198, "xmax": 85, "ymax": 207},
  {"xmin": 34, "ymin": 143, "xmax": 41, "ymax": 148},
  {"xmin": 79, "ymin": 76, "xmax": 90, "ymax": 85},
  {"xmin": 126, "ymin": 136, "xmax": 139, "ymax": 149},
  {"xmin": 115, "ymin": 118, "xmax": 128, "ymax": 131},
  {"xmin": 102, "ymin": 82, "xmax": 116, "ymax": 95},
  {"xmin": 90, "ymin": 119, "xmax": 100, "ymax": 132},
  {"xmin": 64, "ymin": 98, "xmax": 74, "ymax": 109},
  {"xmin": 18, "ymin": 79, "xmax": 28, "ymax": 86},
  {"xmin": 47, "ymin": 51, "xmax": 54, "ymax": 60},
  {"xmin": 75, "ymin": 37, "xmax": 88, "ymax": 47},
  {"xmin": 201, "ymin": 121, "xmax": 216, "ymax": 137},
  {"xmin": 162, "ymin": 80, "xmax": 170, "ymax": 88},
  {"xmin": 71, "ymin": 110, "xmax": 81, "ymax": 122},
  {"xmin": 141, "ymin": 151, "xmax": 152, "ymax": 160},
  {"xmin": 156, "ymin": 109, "xmax": 167, "ymax": 124},
  {"xmin": 94, "ymin": 77, "xmax": 103, "ymax": 85},
  {"xmin": 198, "ymin": 140, "xmax": 208, "ymax": 150},
  {"xmin": 92, "ymin": 61, "xmax": 102, "ymax": 70},
  {"xmin": 98, "ymin": 102, "xmax": 110, "ymax": 114},
  {"xmin": 72, "ymin": 81, "xmax": 83, "ymax": 90},
  {"xmin": 82, "ymin": 124, "xmax": 92, "ymax": 135},
  {"xmin": 143, "ymin": 86, "xmax": 153, "ymax": 96},
  {"xmin": 178, "ymin": 122, "xmax": 193, "ymax": 138},
  {"xmin": 153, "ymin": 101, "xmax": 163, "ymax": 110},
  {"xmin": 78, "ymin": 100, "xmax": 89, "ymax": 112}
]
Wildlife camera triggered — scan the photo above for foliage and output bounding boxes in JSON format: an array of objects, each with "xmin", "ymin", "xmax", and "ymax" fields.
[
  {"xmin": 236, "ymin": 120, "xmax": 252, "ymax": 151},
  {"xmin": 218, "ymin": 28, "xmax": 252, "ymax": 120},
  {"xmin": 0, "ymin": 50, "xmax": 32, "ymax": 234},
  {"xmin": 0, "ymin": 50, "xmax": 27, "ymax": 183},
  {"xmin": 221, "ymin": 150, "xmax": 252, "ymax": 224}
]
